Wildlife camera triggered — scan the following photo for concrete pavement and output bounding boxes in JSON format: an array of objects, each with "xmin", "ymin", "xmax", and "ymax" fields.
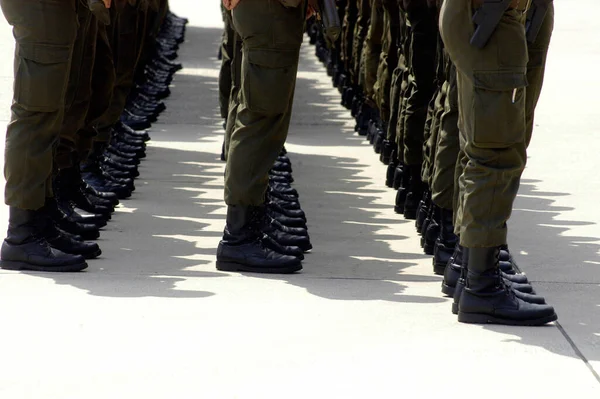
[{"xmin": 0, "ymin": 2, "xmax": 599, "ymax": 398}]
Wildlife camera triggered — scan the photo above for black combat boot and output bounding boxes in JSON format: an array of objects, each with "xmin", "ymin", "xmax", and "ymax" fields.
[
  {"xmin": 394, "ymin": 165, "xmax": 410, "ymax": 213},
  {"xmin": 257, "ymin": 212, "xmax": 312, "ymax": 252},
  {"xmin": 457, "ymin": 247, "xmax": 557, "ymax": 325},
  {"xmin": 415, "ymin": 191, "xmax": 430, "ymax": 234},
  {"xmin": 373, "ymin": 124, "xmax": 386, "ymax": 154},
  {"xmin": 433, "ymin": 208, "xmax": 458, "ymax": 275},
  {"xmin": 41, "ymin": 216, "xmax": 102, "ymax": 260},
  {"xmin": 442, "ymin": 244, "xmax": 463, "ymax": 297},
  {"xmin": 380, "ymin": 140, "xmax": 394, "ymax": 165},
  {"xmin": 385, "ymin": 153, "xmax": 398, "ymax": 188},
  {"xmin": 45, "ymin": 197, "xmax": 101, "ymax": 241},
  {"xmin": 0, "ymin": 207, "xmax": 88, "ymax": 272},
  {"xmin": 422, "ymin": 205, "xmax": 440, "ymax": 255},
  {"xmin": 403, "ymin": 165, "xmax": 426, "ymax": 220},
  {"xmin": 216, "ymin": 206, "xmax": 302, "ymax": 274},
  {"xmin": 55, "ymin": 166, "xmax": 113, "ymax": 218}
]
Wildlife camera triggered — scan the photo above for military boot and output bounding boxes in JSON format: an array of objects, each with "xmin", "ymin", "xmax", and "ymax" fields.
[
  {"xmin": 394, "ymin": 165, "xmax": 411, "ymax": 213},
  {"xmin": 45, "ymin": 197, "xmax": 101, "ymax": 241},
  {"xmin": 457, "ymin": 247, "xmax": 557, "ymax": 326},
  {"xmin": 403, "ymin": 165, "xmax": 426, "ymax": 220},
  {"xmin": 373, "ymin": 123, "xmax": 386, "ymax": 154},
  {"xmin": 433, "ymin": 208, "xmax": 458, "ymax": 275},
  {"xmin": 41, "ymin": 216, "xmax": 102, "ymax": 260},
  {"xmin": 444, "ymin": 244, "xmax": 530, "ymax": 298},
  {"xmin": 442, "ymin": 244, "xmax": 463, "ymax": 297},
  {"xmin": 0, "ymin": 207, "xmax": 88, "ymax": 272},
  {"xmin": 216, "ymin": 206, "xmax": 302, "ymax": 274},
  {"xmin": 421, "ymin": 205, "xmax": 440, "ymax": 255},
  {"xmin": 385, "ymin": 153, "xmax": 398, "ymax": 188},
  {"xmin": 415, "ymin": 191, "xmax": 430, "ymax": 234}
]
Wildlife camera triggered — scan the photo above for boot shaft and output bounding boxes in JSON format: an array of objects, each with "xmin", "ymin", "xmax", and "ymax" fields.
[{"xmin": 6, "ymin": 207, "xmax": 45, "ymax": 245}]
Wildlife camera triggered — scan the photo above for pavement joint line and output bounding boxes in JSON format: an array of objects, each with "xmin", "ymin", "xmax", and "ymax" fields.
[
  {"xmin": 555, "ymin": 321, "xmax": 600, "ymax": 385},
  {"xmin": 529, "ymin": 281, "xmax": 600, "ymax": 285}
]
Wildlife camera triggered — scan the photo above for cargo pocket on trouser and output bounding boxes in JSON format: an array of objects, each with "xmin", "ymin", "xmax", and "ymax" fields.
[
  {"xmin": 14, "ymin": 43, "xmax": 72, "ymax": 112},
  {"xmin": 242, "ymin": 48, "xmax": 298, "ymax": 115},
  {"xmin": 471, "ymin": 71, "xmax": 528, "ymax": 148}
]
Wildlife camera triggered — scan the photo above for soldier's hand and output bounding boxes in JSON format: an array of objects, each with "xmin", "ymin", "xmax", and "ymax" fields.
[{"xmin": 223, "ymin": 0, "xmax": 242, "ymax": 10}]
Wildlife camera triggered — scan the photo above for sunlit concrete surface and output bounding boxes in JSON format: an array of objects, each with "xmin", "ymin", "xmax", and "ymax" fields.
[{"xmin": 0, "ymin": 2, "xmax": 599, "ymax": 398}]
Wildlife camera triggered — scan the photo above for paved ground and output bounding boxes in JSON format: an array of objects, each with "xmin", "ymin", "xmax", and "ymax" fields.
[{"xmin": 0, "ymin": 2, "xmax": 599, "ymax": 398}]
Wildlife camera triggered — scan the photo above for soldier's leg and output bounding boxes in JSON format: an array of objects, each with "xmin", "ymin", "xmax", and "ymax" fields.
[
  {"xmin": 219, "ymin": 6, "xmax": 235, "ymax": 121},
  {"xmin": 401, "ymin": 1, "xmax": 438, "ymax": 219},
  {"xmin": 0, "ymin": 0, "xmax": 87, "ymax": 272},
  {"xmin": 223, "ymin": 29, "xmax": 242, "ymax": 160},
  {"xmin": 217, "ymin": 0, "xmax": 305, "ymax": 274},
  {"xmin": 525, "ymin": 2, "xmax": 554, "ymax": 147},
  {"xmin": 96, "ymin": 2, "xmax": 141, "ymax": 137},
  {"xmin": 440, "ymin": 0, "xmax": 556, "ymax": 325},
  {"xmin": 56, "ymin": 6, "xmax": 97, "ymax": 172}
]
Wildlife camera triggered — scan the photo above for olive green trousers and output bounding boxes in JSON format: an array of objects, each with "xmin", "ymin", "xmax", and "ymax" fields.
[
  {"xmin": 224, "ymin": 0, "xmax": 305, "ymax": 206},
  {"xmin": 1, "ymin": 0, "xmax": 78, "ymax": 210},
  {"xmin": 440, "ymin": 0, "xmax": 554, "ymax": 247}
]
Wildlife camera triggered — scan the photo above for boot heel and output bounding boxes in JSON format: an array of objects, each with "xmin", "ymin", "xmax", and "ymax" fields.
[
  {"xmin": 457, "ymin": 312, "xmax": 491, "ymax": 324},
  {"xmin": 433, "ymin": 263, "xmax": 446, "ymax": 276},
  {"xmin": 0, "ymin": 260, "xmax": 26, "ymax": 270},
  {"xmin": 216, "ymin": 260, "xmax": 241, "ymax": 272},
  {"xmin": 451, "ymin": 302, "xmax": 459, "ymax": 315},
  {"xmin": 441, "ymin": 283, "xmax": 455, "ymax": 298}
]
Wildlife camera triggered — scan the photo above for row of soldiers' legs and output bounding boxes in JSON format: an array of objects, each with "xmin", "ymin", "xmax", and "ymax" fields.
[
  {"xmin": 0, "ymin": 0, "xmax": 188, "ymax": 272},
  {"xmin": 308, "ymin": 0, "xmax": 557, "ymax": 326}
]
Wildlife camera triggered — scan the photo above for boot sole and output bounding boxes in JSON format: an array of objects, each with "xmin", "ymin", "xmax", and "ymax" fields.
[
  {"xmin": 0, "ymin": 260, "xmax": 88, "ymax": 272},
  {"xmin": 216, "ymin": 260, "xmax": 302, "ymax": 274},
  {"xmin": 457, "ymin": 311, "xmax": 558, "ymax": 326}
]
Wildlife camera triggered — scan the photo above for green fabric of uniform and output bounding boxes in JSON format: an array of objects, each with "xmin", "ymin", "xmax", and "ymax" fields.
[
  {"xmin": 56, "ymin": 6, "xmax": 99, "ymax": 169},
  {"xmin": 421, "ymin": 31, "xmax": 446, "ymax": 184},
  {"xmin": 352, "ymin": 0, "xmax": 371, "ymax": 83},
  {"xmin": 355, "ymin": 0, "xmax": 372, "ymax": 89},
  {"xmin": 223, "ymin": 29, "xmax": 242, "ymax": 160},
  {"xmin": 219, "ymin": 6, "xmax": 235, "ymax": 120},
  {"xmin": 401, "ymin": 3, "xmax": 437, "ymax": 166},
  {"xmin": 95, "ymin": 2, "xmax": 142, "ymax": 141},
  {"xmin": 363, "ymin": 0, "xmax": 384, "ymax": 102},
  {"xmin": 440, "ymin": 0, "xmax": 554, "ymax": 248},
  {"xmin": 394, "ymin": 12, "xmax": 412, "ymax": 157},
  {"xmin": 431, "ymin": 59, "xmax": 459, "ymax": 210},
  {"xmin": 1, "ymin": 0, "xmax": 78, "ymax": 210},
  {"xmin": 374, "ymin": 0, "xmax": 400, "ymax": 125},
  {"xmin": 79, "ymin": 20, "xmax": 116, "ymax": 159},
  {"xmin": 341, "ymin": 0, "xmax": 358, "ymax": 80},
  {"xmin": 224, "ymin": 0, "xmax": 305, "ymax": 206}
]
